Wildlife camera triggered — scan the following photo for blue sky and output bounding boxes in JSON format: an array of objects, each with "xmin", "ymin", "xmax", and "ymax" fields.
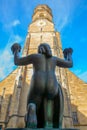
[{"xmin": 0, "ymin": 0, "xmax": 87, "ymax": 83}]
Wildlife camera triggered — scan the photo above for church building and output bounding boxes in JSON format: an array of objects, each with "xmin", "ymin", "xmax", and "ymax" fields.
[{"xmin": 0, "ymin": 5, "xmax": 87, "ymax": 130}]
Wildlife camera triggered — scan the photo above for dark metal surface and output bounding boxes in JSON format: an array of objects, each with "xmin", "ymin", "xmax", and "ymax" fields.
[{"xmin": 11, "ymin": 43, "xmax": 73, "ymax": 128}]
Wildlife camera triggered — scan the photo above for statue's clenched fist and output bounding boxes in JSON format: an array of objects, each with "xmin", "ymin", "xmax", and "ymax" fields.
[
  {"xmin": 63, "ymin": 48, "xmax": 73, "ymax": 59},
  {"xmin": 11, "ymin": 43, "xmax": 21, "ymax": 54}
]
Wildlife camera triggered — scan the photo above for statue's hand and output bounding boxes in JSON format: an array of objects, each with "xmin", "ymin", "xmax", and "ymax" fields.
[
  {"xmin": 63, "ymin": 48, "xmax": 73, "ymax": 59},
  {"xmin": 68, "ymin": 48, "xmax": 73, "ymax": 54},
  {"xmin": 11, "ymin": 43, "xmax": 21, "ymax": 54}
]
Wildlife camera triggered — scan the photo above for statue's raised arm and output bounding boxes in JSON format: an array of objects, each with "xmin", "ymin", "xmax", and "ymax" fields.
[
  {"xmin": 56, "ymin": 48, "xmax": 73, "ymax": 68},
  {"xmin": 11, "ymin": 43, "xmax": 35, "ymax": 66}
]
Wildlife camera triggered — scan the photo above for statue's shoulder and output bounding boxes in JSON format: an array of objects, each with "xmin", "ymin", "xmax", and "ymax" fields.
[
  {"xmin": 52, "ymin": 56, "xmax": 57, "ymax": 61},
  {"xmin": 30, "ymin": 53, "xmax": 44, "ymax": 59}
]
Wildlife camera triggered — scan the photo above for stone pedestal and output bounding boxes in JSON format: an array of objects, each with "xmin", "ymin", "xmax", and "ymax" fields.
[{"xmin": 5, "ymin": 128, "xmax": 79, "ymax": 130}]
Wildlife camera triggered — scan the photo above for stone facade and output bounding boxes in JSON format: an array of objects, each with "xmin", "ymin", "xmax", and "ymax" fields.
[{"xmin": 0, "ymin": 5, "xmax": 87, "ymax": 130}]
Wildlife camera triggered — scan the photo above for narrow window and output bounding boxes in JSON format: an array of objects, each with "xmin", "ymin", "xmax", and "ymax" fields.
[
  {"xmin": 72, "ymin": 112, "xmax": 79, "ymax": 125},
  {"xmin": 39, "ymin": 13, "xmax": 44, "ymax": 18},
  {"xmin": 18, "ymin": 75, "xmax": 22, "ymax": 88}
]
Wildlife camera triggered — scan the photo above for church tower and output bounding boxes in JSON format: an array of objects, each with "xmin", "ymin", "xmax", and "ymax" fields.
[
  {"xmin": 0, "ymin": 5, "xmax": 87, "ymax": 130},
  {"xmin": 7, "ymin": 4, "xmax": 73, "ymax": 128}
]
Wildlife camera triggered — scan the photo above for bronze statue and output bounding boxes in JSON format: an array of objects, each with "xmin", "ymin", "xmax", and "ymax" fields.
[{"xmin": 11, "ymin": 43, "xmax": 73, "ymax": 128}]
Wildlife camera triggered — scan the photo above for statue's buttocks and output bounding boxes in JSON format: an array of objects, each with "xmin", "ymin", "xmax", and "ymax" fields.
[{"xmin": 31, "ymin": 71, "xmax": 58, "ymax": 99}]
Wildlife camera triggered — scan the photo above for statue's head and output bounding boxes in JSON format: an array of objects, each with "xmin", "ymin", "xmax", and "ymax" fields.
[{"xmin": 38, "ymin": 43, "xmax": 52, "ymax": 58}]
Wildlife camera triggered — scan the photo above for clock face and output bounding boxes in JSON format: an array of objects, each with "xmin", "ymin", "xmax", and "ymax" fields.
[{"xmin": 37, "ymin": 20, "xmax": 46, "ymax": 26}]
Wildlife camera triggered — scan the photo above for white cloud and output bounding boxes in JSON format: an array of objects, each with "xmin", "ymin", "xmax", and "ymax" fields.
[
  {"xmin": 13, "ymin": 35, "xmax": 22, "ymax": 43},
  {"xmin": 0, "ymin": 68, "xmax": 5, "ymax": 79},
  {"xmin": 73, "ymin": 69, "xmax": 82, "ymax": 75},
  {"xmin": 0, "ymin": 50, "xmax": 14, "ymax": 80},
  {"xmin": 0, "ymin": 34, "xmax": 23, "ymax": 81},
  {"xmin": 5, "ymin": 19, "xmax": 20, "ymax": 29},
  {"xmin": 53, "ymin": 0, "xmax": 82, "ymax": 32},
  {"xmin": 71, "ymin": 69, "xmax": 87, "ymax": 82},
  {"xmin": 78, "ymin": 71, "xmax": 87, "ymax": 82},
  {"xmin": 57, "ymin": 16, "xmax": 69, "ymax": 32},
  {"xmin": 11, "ymin": 20, "xmax": 20, "ymax": 27}
]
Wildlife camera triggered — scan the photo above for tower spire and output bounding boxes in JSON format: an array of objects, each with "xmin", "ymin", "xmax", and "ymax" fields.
[{"xmin": 32, "ymin": 5, "xmax": 53, "ymax": 22}]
